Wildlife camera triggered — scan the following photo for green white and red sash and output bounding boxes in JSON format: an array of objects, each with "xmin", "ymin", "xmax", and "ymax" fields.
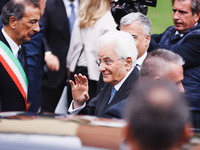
[{"xmin": 0, "ymin": 41, "xmax": 28, "ymax": 111}]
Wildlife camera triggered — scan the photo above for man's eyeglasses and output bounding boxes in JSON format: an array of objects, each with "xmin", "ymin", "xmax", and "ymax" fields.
[{"xmin": 96, "ymin": 58, "xmax": 124, "ymax": 67}]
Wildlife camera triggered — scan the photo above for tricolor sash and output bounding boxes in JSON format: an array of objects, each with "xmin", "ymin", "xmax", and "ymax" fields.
[{"xmin": 0, "ymin": 41, "xmax": 28, "ymax": 111}]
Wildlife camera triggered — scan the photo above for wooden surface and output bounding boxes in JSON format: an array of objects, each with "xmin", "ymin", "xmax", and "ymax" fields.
[
  {"xmin": 0, "ymin": 114, "xmax": 200, "ymax": 150},
  {"xmin": 77, "ymin": 124, "xmax": 124, "ymax": 149},
  {"xmin": 0, "ymin": 115, "xmax": 125, "ymax": 149}
]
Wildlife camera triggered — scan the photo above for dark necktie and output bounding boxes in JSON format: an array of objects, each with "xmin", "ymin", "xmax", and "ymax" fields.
[
  {"xmin": 69, "ymin": 3, "xmax": 76, "ymax": 34},
  {"xmin": 17, "ymin": 47, "xmax": 25, "ymax": 69},
  {"xmin": 108, "ymin": 87, "xmax": 117, "ymax": 104}
]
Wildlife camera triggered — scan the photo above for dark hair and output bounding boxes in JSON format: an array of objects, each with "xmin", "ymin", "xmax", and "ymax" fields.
[
  {"xmin": 124, "ymin": 80, "xmax": 190, "ymax": 150},
  {"xmin": 1, "ymin": 0, "xmax": 39, "ymax": 25},
  {"xmin": 140, "ymin": 49, "xmax": 184, "ymax": 80},
  {"xmin": 0, "ymin": 0, "xmax": 10, "ymax": 14},
  {"xmin": 172, "ymin": 0, "xmax": 200, "ymax": 15}
]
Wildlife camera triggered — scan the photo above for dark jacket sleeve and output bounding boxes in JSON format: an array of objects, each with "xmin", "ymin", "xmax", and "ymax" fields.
[
  {"xmin": 78, "ymin": 87, "xmax": 105, "ymax": 115},
  {"xmin": 148, "ymin": 33, "xmax": 163, "ymax": 52},
  {"xmin": 173, "ymin": 34, "xmax": 200, "ymax": 69}
]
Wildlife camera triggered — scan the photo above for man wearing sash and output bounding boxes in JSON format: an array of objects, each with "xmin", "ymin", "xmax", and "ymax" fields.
[{"xmin": 0, "ymin": 0, "xmax": 40, "ymax": 111}]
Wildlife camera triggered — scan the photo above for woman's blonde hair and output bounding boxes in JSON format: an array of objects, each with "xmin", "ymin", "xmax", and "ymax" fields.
[{"xmin": 79, "ymin": 0, "xmax": 110, "ymax": 28}]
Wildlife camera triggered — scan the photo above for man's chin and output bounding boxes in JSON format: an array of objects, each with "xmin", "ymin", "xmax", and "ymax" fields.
[
  {"xmin": 103, "ymin": 78, "xmax": 111, "ymax": 83},
  {"xmin": 24, "ymin": 36, "xmax": 32, "ymax": 42},
  {"xmin": 174, "ymin": 26, "xmax": 184, "ymax": 33}
]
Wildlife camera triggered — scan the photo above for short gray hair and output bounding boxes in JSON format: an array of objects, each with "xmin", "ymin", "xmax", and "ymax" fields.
[
  {"xmin": 120, "ymin": 12, "xmax": 152, "ymax": 36},
  {"xmin": 98, "ymin": 30, "xmax": 138, "ymax": 67},
  {"xmin": 140, "ymin": 49, "xmax": 185, "ymax": 79}
]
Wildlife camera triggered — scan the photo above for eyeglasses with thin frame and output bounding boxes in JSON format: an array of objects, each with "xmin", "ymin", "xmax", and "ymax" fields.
[{"xmin": 96, "ymin": 58, "xmax": 124, "ymax": 67}]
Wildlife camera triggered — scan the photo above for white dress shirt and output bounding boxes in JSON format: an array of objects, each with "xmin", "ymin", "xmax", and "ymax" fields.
[
  {"xmin": 136, "ymin": 52, "xmax": 147, "ymax": 70},
  {"xmin": 68, "ymin": 67, "xmax": 134, "ymax": 114},
  {"xmin": 62, "ymin": 0, "xmax": 79, "ymax": 18},
  {"xmin": 2, "ymin": 28, "xmax": 20, "ymax": 57}
]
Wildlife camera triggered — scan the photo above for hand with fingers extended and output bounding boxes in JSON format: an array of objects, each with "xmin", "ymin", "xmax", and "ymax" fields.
[{"xmin": 69, "ymin": 73, "xmax": 90, "ymax": 109}]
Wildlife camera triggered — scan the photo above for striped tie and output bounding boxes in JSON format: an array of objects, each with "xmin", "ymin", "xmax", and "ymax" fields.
[{"xmin": 69, "ymin": 3, "xmax": 76, "ymax": 34}]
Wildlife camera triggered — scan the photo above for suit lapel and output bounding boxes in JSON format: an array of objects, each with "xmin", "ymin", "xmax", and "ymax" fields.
[
  {"xmin": 95, "ymin": 85, "xmax": 112, "ymax": 116},
  {"xmin": 107, "ymin": 67, "xmax": 139, "ymax": 106},
  {"xmin": 95, "ymin": 67, "xmax": 139, "ymax": 117},
  {"xmin": 57, "ymin": 0, "xmax": 70, "ymax": 37},
  {"xmin": 0, "ymin": 30, "xmax": 28, "ymax": 76},
  {"xmin": 21, "ymin": 45, "xmax": 28, "ymax": 75}
]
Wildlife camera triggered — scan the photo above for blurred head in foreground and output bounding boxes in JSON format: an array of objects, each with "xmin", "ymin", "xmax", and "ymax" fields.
[{"xmin": 124, "ymin": 80, "xmax": 192, "ymax": 150}]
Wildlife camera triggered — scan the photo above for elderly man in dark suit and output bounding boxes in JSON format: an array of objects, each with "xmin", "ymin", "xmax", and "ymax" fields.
[
  {"xmin": 103, "ymin": 49, "xmax": 185, "ymax": 119},
  {"xmin": 23, "ymin": 0, "xmax": 46, "ymax": 112},
  {"xmin": 0, "ymin": 0, "xmax": 46, "ymax": 112},
  {"xmin": 0, "ymin": 0, "xmax": 40, "ymax": 111},
  {"xmin": 68, "ymin": 30, "xmax": 139, "ymax": 117},
  {"xmin": 40, "ymin": 0, "xmax": 79, "ymax": 113}
]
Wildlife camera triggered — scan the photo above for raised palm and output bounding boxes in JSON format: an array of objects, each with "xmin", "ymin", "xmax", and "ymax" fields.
[{"xmin": 69, "ymin": 74, "xmax": 89, "ymax": 108}]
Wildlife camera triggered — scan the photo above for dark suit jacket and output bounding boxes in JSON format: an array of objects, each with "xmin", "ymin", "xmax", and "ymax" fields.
[
  {"xmin": 148, "ymin": 25, "xmax": 200, "ymax": 111},
  {"xmin": 40, "ymin": 0, "xmax": 70, "ymax": 89},
  {"xmin": 102, "ymin": 100, "xmax": 126, "ymax": 119},
  {"xmin": 0, "ymin": 30, "xmax": 26, "ymax": 111},
  {"xmin": 23, "ymin": 22, "xmax": 44, "ymax": 112},
  {"xmin": 79, "ymin": 67, "xmax": 139, "ymax": 117}
]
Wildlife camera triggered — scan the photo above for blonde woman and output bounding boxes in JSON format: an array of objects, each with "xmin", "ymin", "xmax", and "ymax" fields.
[{"xmin": 67, "ymin": 0, "xmax": 116, "ymax": 105}]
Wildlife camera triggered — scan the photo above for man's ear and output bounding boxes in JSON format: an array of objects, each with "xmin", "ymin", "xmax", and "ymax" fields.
[
  {"xmin": 125, "ymin": 57, "xmax": 132, "ymax": 71},
  {"xmin": 145, "ymin": 34, "xmax": 151, "ymax": 46},
  {"xmin": 9, "ymin": 16, "xmax": 17, "ymax": 29},
  {"xmin": 123, "ymin": 124, "xmax": 133, "ymax": 144},
  {"xmin": 194, "ymin": 12, "xmax": 200, "ymax": 22},
  {"xmin": 176, "ymin": 123, "xmax": 193, "ymax": 148}
]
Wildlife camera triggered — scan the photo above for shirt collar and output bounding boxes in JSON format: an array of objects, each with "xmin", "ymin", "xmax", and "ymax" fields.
[
  {"xmin": 65, "ymin": 0, "xmax": 78, "ymax": 6},
  {"xmin": 175, "ymin": 31, "xmax": 184, "ymax": 37},
  {"xmin": 2, "ymin": 28, "xmax": 20, "ymax": 57},
  {"xmin": 63, "ymin": 0, "xmax": 79, "ymax": 17},
  {"xmin": 114, "ymin": 67, "xmax": 133, "ymax": 91},
  {"xmin": 136, "ymin": 52, "xmax": 147, "ymax": 70}
]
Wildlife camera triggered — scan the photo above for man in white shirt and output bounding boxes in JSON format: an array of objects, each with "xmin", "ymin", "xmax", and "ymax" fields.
[
  {"xmin": 0, "ymin": 0, "xmax": 40, "ymax": 111},
  {"xmin": 40, "ymin": 0, "xmax": 79, "ymax": 113},
  {"xmin": 68, "ymin": 30, "xmax": 139, "ymax": 117}
]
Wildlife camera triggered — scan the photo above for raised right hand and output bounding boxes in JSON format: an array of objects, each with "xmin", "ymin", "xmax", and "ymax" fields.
[{"xmin": 69, "ymin": 73, "xmax": 89, "ymax": 108}]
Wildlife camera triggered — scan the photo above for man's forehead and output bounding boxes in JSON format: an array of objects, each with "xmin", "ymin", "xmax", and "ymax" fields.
[
  {"xmin": 23, "ymin": 5, "xmax": 40, "ymax": 17},
  {"xmin": 121, "ymin": 21, "xmax": 144, "ymax": 34},
  {"xmin": 98, "ymin": 44, "xmax": 116, "ymax": 54},
  {"xmin": 167, "ymin": 63, "xmax": 183, "ymax": 81},
  {"xmin": 173, "ymin": 0, "xmax": 192, "ymax": 7},
  {"xmin": 100, "ymin": 56, "xmax": 112, "ymax": 60}
]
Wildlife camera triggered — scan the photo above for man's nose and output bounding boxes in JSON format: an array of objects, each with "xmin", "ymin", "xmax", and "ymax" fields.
[
  {"xmin": 33, "ymin": 22, "xmax": 40, "ymax": 33},
  {"xmin": 99, "ymin": 62, "xmax": 106, "ymax": 72},
  {"xmin": 178, "ymin": 83, "xmax": 185, "ymax": 93},
  {"xmin": 173, "ymin": 11, "xmax": 180, "ymax": 20}
]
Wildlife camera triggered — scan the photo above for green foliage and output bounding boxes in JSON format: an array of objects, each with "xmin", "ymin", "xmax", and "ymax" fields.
[{"xmin": 147, "ymin": 0, "xmax": 173, "ymax": 34}]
